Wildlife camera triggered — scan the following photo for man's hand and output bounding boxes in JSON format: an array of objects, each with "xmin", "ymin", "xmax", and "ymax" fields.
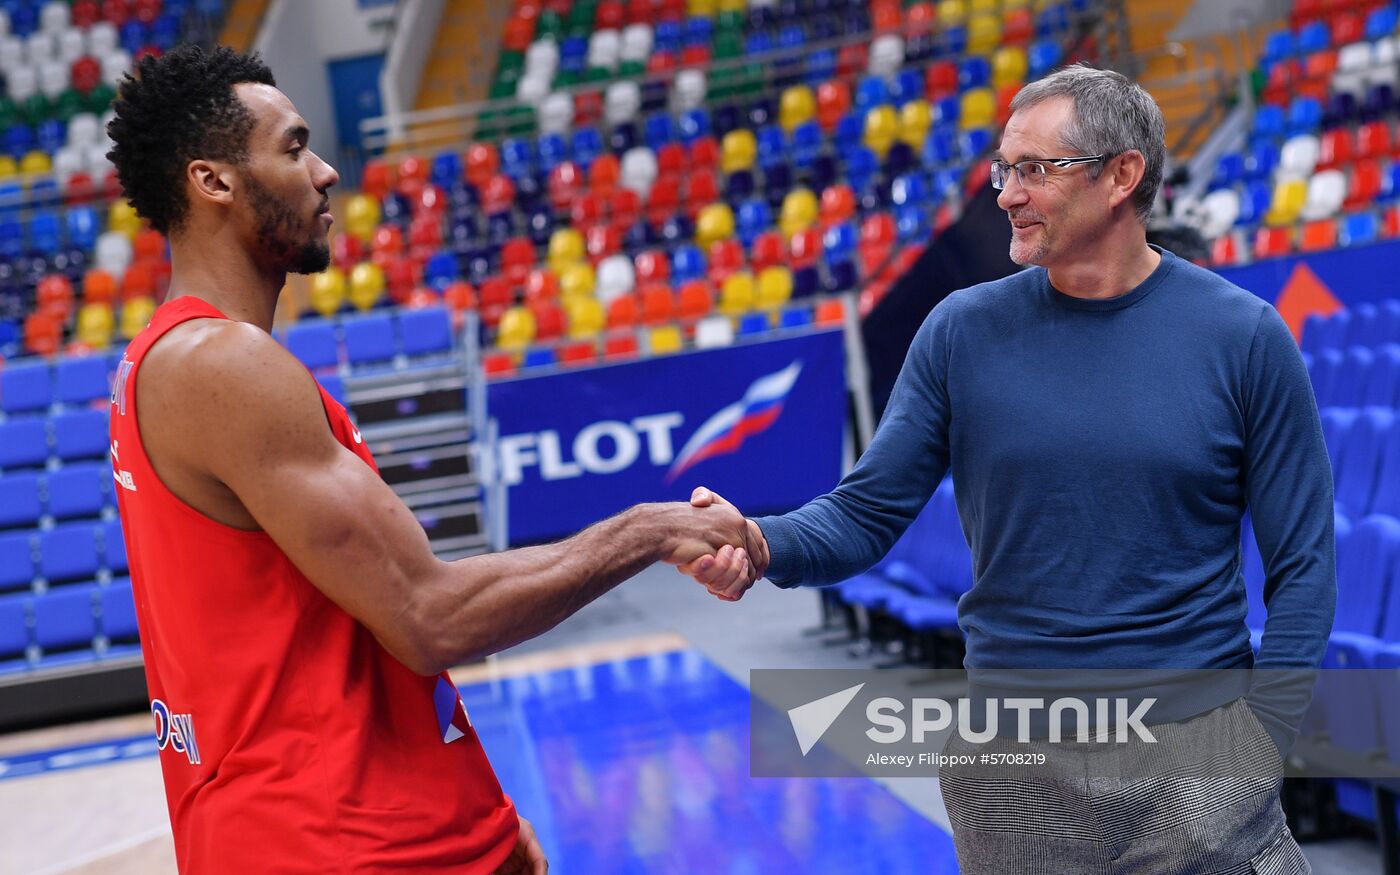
[
  {"xmin": 655, "ymin": 499, "xmax": 751, "ymax": 570},
  {"xmin": 494, "ymin": 814, "xmax": 547, "ymax": 874},
  {"xmin": 679, "ymin": 487, "xmax": 770, "ymax": 601}
]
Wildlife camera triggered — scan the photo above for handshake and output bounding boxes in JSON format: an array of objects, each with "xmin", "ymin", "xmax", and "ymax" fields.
[{"xmin": 659, "ymin": 487, "xmax": 770, "ymax": 602}]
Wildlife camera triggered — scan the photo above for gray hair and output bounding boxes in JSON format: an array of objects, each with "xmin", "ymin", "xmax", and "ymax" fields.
[{"xmin": 1009, "ymin": 63, "xmax": 1166, "ymax": 224}]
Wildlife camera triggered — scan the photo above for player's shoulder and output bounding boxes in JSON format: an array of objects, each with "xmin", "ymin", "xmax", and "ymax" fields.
[
  {"xmin": 141, "ymin": 314, "xmax": 314, "ymax": 418},
  {"xmin": 1162, "ymin": 251, "xmax": 1275, "ymax": 332}
]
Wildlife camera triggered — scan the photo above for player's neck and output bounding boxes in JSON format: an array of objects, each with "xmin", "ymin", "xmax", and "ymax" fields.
[{"xmin": 166, "ymin": 233, "xmax": 286, "ymax": 332}]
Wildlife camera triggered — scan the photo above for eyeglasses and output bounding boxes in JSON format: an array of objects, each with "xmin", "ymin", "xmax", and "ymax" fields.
[{"xmin": 990, "ymin": 155, "xmax": 1107, "ymax": 190}]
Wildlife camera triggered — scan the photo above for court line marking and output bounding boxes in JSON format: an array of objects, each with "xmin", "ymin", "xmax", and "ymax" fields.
[{"xmin": 27, "ymin": 823, "xmax": 172, "ymax": 875}]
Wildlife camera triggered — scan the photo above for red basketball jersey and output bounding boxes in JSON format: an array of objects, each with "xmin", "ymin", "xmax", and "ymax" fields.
[{"xmin": 109, "ymin": 296, "xmax": 517, "ymax": 873}]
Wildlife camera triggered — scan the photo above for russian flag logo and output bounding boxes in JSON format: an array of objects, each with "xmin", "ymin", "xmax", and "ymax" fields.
[{"xmin": 666, "ymin": 360, "xmax": 804, "ymax": 483}]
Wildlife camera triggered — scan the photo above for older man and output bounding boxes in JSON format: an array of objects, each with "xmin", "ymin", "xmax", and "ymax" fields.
[{"xmin": 687, "ymin": 65, "xmax": 1332, "ymax": 873}]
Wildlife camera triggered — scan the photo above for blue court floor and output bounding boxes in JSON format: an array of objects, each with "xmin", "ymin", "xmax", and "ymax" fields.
[{"xmin": 467, "ymin": 647, "xmax": 960, "ymax": 874}]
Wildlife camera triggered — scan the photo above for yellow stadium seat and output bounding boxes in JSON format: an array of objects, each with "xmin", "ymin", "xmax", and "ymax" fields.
[
  {"xmin": 756, "ymin": 266, "xmax": 793, "ymax": 310},
  {"xmin": 863, "ymin": 105, "xmax": 899, "ymax": 157},
  {"xmin": 898, "ymin": 100, "xmax": 933, "ymax": 149},
  {"xmin": 719, "ymin": 271, "xmax": 756, "ymax": 316},
  {"xmin": 309, "ymin": 268, "xmax": 346, "ymax": 317},
  {"xmin": 497, "ymin": 306, "xmax": 538, "ymax": 350},
  {"xmin": 547, "ymin": 228, "xmax": 587, "ymax": 272},
  {"xmin": 76, "ymin": 302, "xmax": 114, "ymax": 349},
  {"xmin": 647, "ymin": 324, "xmax": 684, "ymax": 354},
  {"xmin": 937, "ymin": 0, "xmax": 967, "ymax": 26},
  {"xmin": 119, "ymin": 296, "xmax": 156, "ymax": 341},
  {"xmin": 107, "ymin": 199, "xmax": 142, "ymax": 239},
  {"xmin": 960, "ymin": 88, "xmax": 997, "ymax": 130},
  {"xmin": 687, "ymin": 0, "xmax": 717, "ymax": 16},
  {"xmin": 779, "ymin": 188, "xmax": 819, "ymax": 237},
  {"xmin": 967, "ymin": 14, "xmax": 1002, "ymax": 54},
  {"xmin": 993, "ymin": 46, "xmax": 1029, "ymax": 88},
  {"xmin": 348, "ymin": 262, "xmax": 386, "ymax": 311},
  {"xmin": 0, "ymin": 155, "xmax": 17, "ymax": 178},
  {"xmin": 778, "ymin": 85, "xmax": 816, "ymax": 133},
  {"xmin": 717, "ymin": 0, "xmax": 745, "ymax": 10},
  {"xmin": 20, "ymin": 151, "xmax": 52, "ymax": 176},
  {"xmin": 344, "ymin": 194, "xmax": 381, "ymax": 243},
  {"xmin": 969, "ymin": 0, "xmax": 999, "ymax": 13},
  {"xmin": 1003, "ymin": 0, "xmax": 1030, "ymax": 8},
  {"xmin": 558, "ymin": 261, "xmax": 597, "ymax": 299},
  {"xmin": 1265, "ymin": 178, "xmax": 1307, "ymax": 227},
  {"xmin": 696, "ymin": 202, "xmax": 736, "ymax": 248},
  {"xmin": 565, "ymin": 295, "xmax": 606, "ymax": 338},
  {"xmin": 720, "ymin": 129, "xmax": 757, "ymax": 174}
]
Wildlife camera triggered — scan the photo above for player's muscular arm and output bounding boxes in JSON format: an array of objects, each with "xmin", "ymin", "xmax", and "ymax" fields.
[{"xmin": 143, "ymin": 323, "xmax": 749, "ymax": 675}]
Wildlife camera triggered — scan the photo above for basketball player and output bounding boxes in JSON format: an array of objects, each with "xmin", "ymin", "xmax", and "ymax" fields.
[
  {"xmin": 105, "ymin": 46, "xmax": 753, "ymax": 874},
  {"xmin": 684, "ymin": 66, "xmax": 1331, "ymax": 873}
]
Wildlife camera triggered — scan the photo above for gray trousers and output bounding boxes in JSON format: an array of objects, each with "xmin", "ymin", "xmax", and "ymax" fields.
[{"xmin": 937, "ymin": 698, "xmax": 1311, "ymax": 874}]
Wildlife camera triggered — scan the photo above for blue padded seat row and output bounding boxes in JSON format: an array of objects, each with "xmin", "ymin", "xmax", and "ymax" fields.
[
  {"xmin": 1331, "ymin": 407, "xmax": 1391, "ymax": 515},
  {"xmin": 0, "ymin": 532, "xmax": 34, "ymax": 593},
  {"xmin": 47, "ymin": 463, "xmax": 110, "ymax": 521},
  {"xmin": 286, "ymin": 320, "xmax": 339, "ymax": 371},
  {"xmin": 33, "ymin": 584, "xmax": 97, "ymax": 654},
  {"xmin": 103, "ymin": 519, "xmax": 128, "ymax": 576},
  {"xmin": 55, "ymin": 356, "xmax": 111, "ymax": 405},
  {"xmin": 0, "ymin": 472, "xmax": 41, "ymax": 529},
  {"xmin": 101, "ymin": 579, "xmax": 140, "ymax": 644},
  {"xmin": 53, "ymin": 409, "xmax": 109, "ymax": 462},
  {"xmin": 0, "ymin": 360, "xmax": 51, "ymax": 414},
  {"xmin": 343, "ymin": 312, "xmax": 396, "ymax": 367},
  {"xmin": 0, "ymin": 594, "xmax": 26, "ymax": 666}
]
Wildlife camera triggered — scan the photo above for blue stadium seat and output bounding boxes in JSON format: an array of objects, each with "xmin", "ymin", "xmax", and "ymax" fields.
[
  {"xmin": 0, "ymin": 532, "xmax": 34, "ymax": 593},
  {"xmin": 33, "ymin": 585, "xmax": 97, "ymax": 655},
  {"xmin": 317, "ymin": 374, "xmax": 347, "ymax": 406},
  {"xmin": 1309, "ymin": 347, "xmax": 1344, "ymax": 405},
  {"xmin": 0, "ymin": 472, "xmax": 41, "ymax": 529},
  {"xmin": 1340, "ymin": 213, "xmax": 1380, "ymax": 248},
  {"xmin": 780, "ymin": 308, "xmax": 813, "ymax": 329},
  {"xmin": 285, "ymin": 320, "xmax": 339, "ymax": 371},
  {"xmin": 522, "ymin": 348, "xmax": 558, "ymax": 369},
  {"xmin": 343, "ymin": 312, "xmax": 396, "ymax": 367},
  {"xmin": 0, "ymin": 360, "xmax": 51, "ymax": 414},
  {"xmin": 1301, "ymin": 311, "xmax": 1344, "ymax": 354},
  {"xmin": 1246, "ymin": 140, "xmax": 1280, "ymax": 180},
  {"xmin": 1362, "ymin": 344, "xmax": 1400, "ymax": 407},
  {"xmin": 1334, "ymin": 408, "xmax": 1392, "ymax": 515},
  {"xmin": 1261, "ymin": 29, "xmax": 1295, "ymax": 65},
  {"xmin": 1251, "ymin": 106, "xmax": 1285, "ymax": 143},
  {"xmin": 46, "ymin": 464, "xmax": 109, "ymax": 521},
  {"xmin": 39, "ymin": 524, "xmax": 100, "ymax": 585},
  {"xmin": 737, "ymin": 313, "xmax": 770, "ymax": 336},
  {"xmin": 1372, "ymin": 422, "xmax": 1400, "ymax": 518},
  {"xmin": 102, "ymin": 519, "xmax": 128, "ymax": 576},
  {"xmin": 52, "ymin": 409, "xmax": 109, "ymax": 462},
  {"xmin": 399, "ymin": 307, "xmax": 454, "ymax": 358},
  {"xmin": 0, "ymin": 591, "xmax": 27, "ymax": 665},
  {"xmin": 100, "ymin": 579, "xmax": 140, "ymax": 644},
  {"xmin": 1332, "ymin": 346, "xmax": 1375, "ymax": 407},
  {"xmin": 1321, "ymin": 407, "xmax": 1359, "ymax": 474},
  {"xmin": 53, "ymin": 355, "xmax": 111, "ymax": 406},
  {"xmin": 0, "ymin": 418, "xmax": 49, "ymax": 470}
]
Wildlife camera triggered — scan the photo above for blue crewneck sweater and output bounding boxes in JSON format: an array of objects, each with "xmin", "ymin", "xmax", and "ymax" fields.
[{"xmin": 756, "ymin": 248, "xmax": 1336, "ymax": 753}]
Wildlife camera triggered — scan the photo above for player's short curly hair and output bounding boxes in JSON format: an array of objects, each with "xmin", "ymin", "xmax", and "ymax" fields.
[{"xmin": 107, "ymin": 45, "xmax": 277, "ymax": 235}]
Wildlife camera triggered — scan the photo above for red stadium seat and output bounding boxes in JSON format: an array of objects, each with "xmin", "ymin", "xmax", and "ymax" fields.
[
  {"xmin": 596, "ymin": 0, "xmax": 625, "ymax": 28},
  {"xmin": 571, "ymin": 191, "xmax": 605, "ymax": 230},
  {"xmin": 396, "ymin": 156, "xmax": 428, "ymax": 197},
  {"xmin": 707, "ymin": 239, "xmax": 745, "ymax": 284},
  {"xmin": 816, "ymin": 81, "xmax": 853, "ymax": 132},
  {"xmin": 609, "ymin": 188, "xmax": 642, "ymax": 225},
  {"xmin": 677, "ymin": 280, "xmax": 715, "ymax": 320},
  {"xmin": 524, "ymin": 268, "xmax": 559, "ymax": 302},
  {"xmin": 502, "ymin": 16, "xmax": 534, "ymax": 51},
  {"xmin": 479, "ymin": 277, "xmax": 514, "ymax": 327},
  {"xmin": 586, "ymin": 224, "xmax": 622, "ymax": 261},
  {"xmin": 604, "ymin": 334, "xmax": 641, "ymax": 359},
  {"xmin": 872, "ymin": 0, "xmax": 902, "ymax": 32},
  {"xmin": 25, "ymin": 311, "xmax": 63, "ymax": 356},
  {"xmin": 1316, "ymin": 128, "xmax": 1353, "ymax": 169},
  {"xmin": 1384, "ymin": 205, "xmax": 1400, "ymax": 238},
  {"xmin": 646, "ymin": 175, "xmax": 681, "ymax": 222},
  {"xmin": 415, "ymin": 185, "xmax": 447, "ymax": 218},
  {"xmin": 635, "ymin": 250, "xmax": 670, "ymax": 284},
  {"xmin": 789, "ymin": 228, "xmax": 822, "ymax": 267},
  {"xmin": 1331, "ymin": 13, "xmax": 1364, "ymax": 46},
  {"xmin": 656, "ymin": 0, "xmax": 685, "ymax": 20},
  {"xmin": 444, "ymin": 281, "xmax": 477, "ymax": 314},
  {"xmin": 102, "ymin": 0, "xmax": 131, "ymax": 26},
  {"xmin": 1210, "ymin": 233, "xmax": 1240, "ymax": 267},
  {"xmin": 607, "ymin": 295, "xmax": 641, "ymax": 328},
  {"xmin": 684, "ymin": 170, "xmax": 720, "ymax": 217},
  {"xmin": 1001, "ymin": 8, "xmax": 1034, "ymax": 45},
  {"xmin": 689, "ymin": 137, "xmax": 720, "ymax": 171},
  {"xmin": 548, "ymin": 162, "xmax": 583, "ymax": 211},
  {"xmin": 559, "ymin": 341, "xmax": 599, "ymax": 366},
  {"xmin": 481, "ymin": 175, "xmax": 516, "ymax": 215},
  {"xmin": 574, "ymin": 91, "xmax": 604, "ymax": 127},
  {"xmin": 502, "ymin": 238, "xmax": 537, "ymax": 285},
  {"xmin": 71, "ymin": 56, "xmax": 101, "ymax": 93},
  {"xmin": 1253, "ymin": 227, "xmax": 1293, "ymax": 259},
  {"xmin": 837, "ymin": 43, "xmax": 867, "ymax": 78},
  {"xmin": 529, "ymin": 300, "xmax": 566, "ymax": 340},
  {"xmin": 680, "ymin": 45, "xmax": 712, "ymax": 67},
  {"xmin": 72, "ymin": 1, "xmax": 101, "ymax": 27},
  {"xmin": 751, "ymin": 231, "xmax": 786, "ymax": 271},
  {"xmin": 589, "ymin": 154, "xmax": 621, "ymax": 194},
  {"xmin": 646, "ymin": 50, "xmax": 678, "ymax": 75},
  {"xmin": 1262, "ymin": 60, "xmax": 1300, "ymax": 108},
  {"xmin": 656, "ymin": 143, "xmax": 686, "ymax": 177},
  {"xmin": 1291, "ymin": 0, "xmax": 1325, "ymax": 27},
  {"xmin": 361, "ymin": 160, "xmax": 392, "ymax": 200},
  {"xmin": 906, "ymin": 1, "xmax": 935, "ymax": 31},
  {"xmin": 1344, "ymin": 159, "xmax": 1383, "ymax": 209},
  {"xmin": 1302, "ymin": 50, "xmax": 1338, "ymax": 83},
  {"xmin": 1298, "ymin": 218, "xmax": 1338, "ymax": 252},
  {"xmin": 483, "ymin": 353, "xmax": 517, "ymax": 377},
  {"xmin": 860, "ymin": 212, "xmax": 897, "ymax": 247},
  {"xmin": 639, "ymin": 284, "xmax": 677, "ymax": 324},
  {"xmin": 925, "ymin": 61, "xmax": 959, "ymax": 101},
  {"xmin": 332, "ymin": 234, "xmax": 363, "ymax": 272},
  {"xmin": 37, "ymin": 276, "xmax": 75, "ymax": 321},
  {"xmin": 1356, "ymin": 120, "xmax": 1394, "ymax": 160},
  {"xmin": 819, "ymin": 185, "xmax": 857, "ymax": 228},
  {"xmin": 814, "ymin": 299, "xmax": 845, "ymax": 326},
  {"xmin": 408, "ymin": 218, "xmax": 443, "ymax": 257},
  {"xmin": 371, "ymin": 225, "xmax": 404, "ymax": 264},
  {"xmin": 627, "ymin": 0, "xmax": 655, "ymax": 24}
]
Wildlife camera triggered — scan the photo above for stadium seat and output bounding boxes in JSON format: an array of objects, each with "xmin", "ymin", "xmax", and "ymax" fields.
[
  {"xmin": 100, "ymin": 578, "xmax": 139, "ymax": 644},
  {"xmin": 103, "ymin": 519, "xmax": 127, "ymax": 575},
  {"xmin": 52, "ymin": 409, "xmax": 108, "ymax": 461},
  {"xmin": 399, "ymin": 307, "xmax": 454, "ymax": 358},
  {"xmin": 33, "ymin": 584, "xmax": 96, "ymax": 655},
  {"xmin": 343, "ymin": 312, "xmax": 397, "ymax": 367},
  {"xmin": 53, "ymin": 355, "xmax": 110, "ymax": 405},
  {"xmin": 0, "ymin": 418, "xmax": 50, "ymax": 470},
  {"xmin": 1, "ymin": 360, "xmax": 53, "ymax": 414},
  {"xmin": 1298, "ymin": 218, "xmax": 1338, "ymax": 252},
  {"xmin": 46, "ymin": 463, "xmax": 108, "ymax": 521},
  {"xmin": 285, "ymin": 320, "xmax": 339, "ymax": 371},
  {"xmin": 1334, "ymin": 407, "xmax": 1391, "ymax": 514},
  {"xmin": 38, "ymin": 523, "xmax": 99, "ymax": 585},
  {"xmin": 0, "ymin": 473, "xmax": 42, "ymax": 530},
  {"xmin": 0, "ymin": 593, "xmax": 28, "ymax": 665}
]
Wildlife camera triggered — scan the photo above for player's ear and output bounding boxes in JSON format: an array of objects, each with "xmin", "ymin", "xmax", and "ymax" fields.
[{"xmin": 187, "ymin": 160, "xmax": 236, "ymax": 208}]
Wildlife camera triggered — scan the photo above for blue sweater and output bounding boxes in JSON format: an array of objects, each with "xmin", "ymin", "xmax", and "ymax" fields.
[{"xmin": 756, "ymin": 248, "xmax": 1337, "ymax": 753}]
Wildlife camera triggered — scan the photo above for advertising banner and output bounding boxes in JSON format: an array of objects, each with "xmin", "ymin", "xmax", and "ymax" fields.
[{"xmin": 488, "ymin": 329, "xmax": 848, "ymax": 544}]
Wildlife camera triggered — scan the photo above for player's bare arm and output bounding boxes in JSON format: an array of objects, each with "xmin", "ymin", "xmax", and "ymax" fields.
[{"xmin": 137, "ymin": 319, "xmax": 751, "ymax": 675}]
